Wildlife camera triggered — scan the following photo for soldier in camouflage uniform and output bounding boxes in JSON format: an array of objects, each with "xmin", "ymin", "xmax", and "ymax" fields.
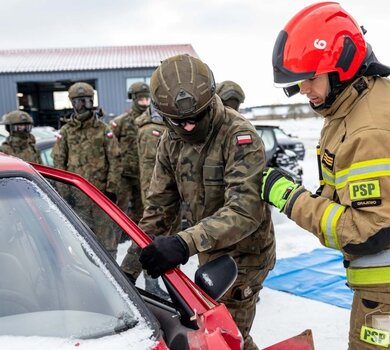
[
  {"xmin": 120, "ymin": 104, "xmax": 170, "ymax": 298},
  {"xmin": 109, "ymin": 82, "xmax": 150, "ymax": 224},
  {"xmin": 136, "ymin": 105, "xmax": 166, "ymax": 204},
  {"xmin": 216, "ymin": 80, "xmax": 246, "ymax": 111},
  {"xmin": 0, "ymin": 111, "xmax": 42, "ymax": 164},
  {"xmin": 124, "ymin": 54, "xmax": 276, "ymax": 350},
  {"xmin": 52, "ymin": 82, "xmax": 122, "ymax": 258}
]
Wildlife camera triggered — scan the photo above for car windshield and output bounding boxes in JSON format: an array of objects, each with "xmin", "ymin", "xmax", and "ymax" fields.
[
  {"xmin": 0, "ymin": 177, "xmax": 154, "ymax": 343},
  {"xmin": 255, "ymin": 128, "xmax": 275, "ymax": 152},
  {"xmin": 273, "ymin": 127, "xmax": 291, "ymax": 141}
]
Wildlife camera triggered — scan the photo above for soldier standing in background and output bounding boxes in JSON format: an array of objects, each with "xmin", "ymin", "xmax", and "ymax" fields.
[
  {"xmin": 125, "ymin": 54, "xmax": 275, "ymax": 349},
  {"xmin": 109, "ymin": 82, "xmax": 149, "ymax": 224},
  {"xmin": 52, "ymin": 82, "xmax": 122, "ymax": 258},
  {"xmin": 0, "ymin": 111, "xmax": 42, "ymax": 164},
  {"xmin": 121, "ymin": 104, "xmax": 169, "ymax": 298},
  {"xmin": 216, "ymin": 80, "xmax": 246, "ymax": 111}
]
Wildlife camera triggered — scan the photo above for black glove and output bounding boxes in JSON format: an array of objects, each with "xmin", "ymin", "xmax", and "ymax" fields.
[
  {"xmin": 104, "ymin": 191, "xmax": 117, "ymax": 203},
  {"xmin": 139, "ymin": 235, "xmax": 189, "ymax": 278}
]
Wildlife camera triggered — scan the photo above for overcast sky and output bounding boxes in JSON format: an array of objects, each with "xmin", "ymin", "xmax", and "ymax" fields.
[{"xmin": 1, "ymin": 0, "xmax": 389, "ymax": 107}]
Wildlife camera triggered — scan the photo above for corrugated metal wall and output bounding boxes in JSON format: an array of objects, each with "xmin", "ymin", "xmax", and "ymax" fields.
[{"xmin": 0, "ymin": 67, "xmax": 155, "ymax": 118}]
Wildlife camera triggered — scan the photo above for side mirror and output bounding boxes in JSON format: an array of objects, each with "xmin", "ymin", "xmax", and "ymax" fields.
[{"xmin": 195, "ymin": 255, "xmax": 237, "ymax": 301}]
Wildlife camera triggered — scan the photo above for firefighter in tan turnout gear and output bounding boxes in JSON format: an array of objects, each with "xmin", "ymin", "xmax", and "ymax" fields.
[
  {"xmin": 110, "ymin": 82, "xmax": 149, "ymax": 224},
  {"xmin": 126, "ymin": 54, "xmax": 275, "ymax": 350},
  {"xmin": 0, "ymin": 111, "xmax": 42, "ymax": 164},
  {"xmin": 261, "ymin": 3, "xmax": 390, "ymax": 349},
  {"xmin": 52, "ymin": 82, "xmax": 122, "ymax": 258}
]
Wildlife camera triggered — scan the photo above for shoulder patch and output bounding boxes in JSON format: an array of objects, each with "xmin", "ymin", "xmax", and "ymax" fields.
[
  {"xmin": 106, "ymin": 132, "xmax": 114, "ymax": 139},
  {"xmin": 152, "ymin": 130, "xmax": 161, "ymax": 137},
  {"xmin": 236, "ymin": 134, "xmax": 253, "ymax": 145},
  {"xmin": 56, "ymin": 134, "xmax": 62, "ymax": 140},
  {"xmin": 110, "ymin": 121, "xmax": 117, "ymax": 128},
  {"xmin": 322, "ymin": 149, "xmax": 335, "ymax": 171}
]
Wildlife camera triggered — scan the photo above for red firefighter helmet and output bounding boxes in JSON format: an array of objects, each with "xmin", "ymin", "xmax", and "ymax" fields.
[{"xmin": 273, "ymin": 2, "xmax": 367, "ymax": 88}]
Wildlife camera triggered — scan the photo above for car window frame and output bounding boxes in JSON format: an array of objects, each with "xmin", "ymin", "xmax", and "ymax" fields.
[{"xmin": 31, "ymin": 163, "xmax": 218, "ymax": 316}]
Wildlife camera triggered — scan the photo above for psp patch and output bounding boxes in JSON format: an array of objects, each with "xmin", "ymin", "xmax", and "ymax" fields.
[
  {"xmin": 360, "ymin": 325, "xmax": 390, "ymax": 348},
  {"xmin": 322, "ymin": 149, "xmax": 335, "ymax": 171},
  {"xmin": 236, "ymin": 134, "xmax": 252, "ymax": 145},
  {"xmin": 350, "ymin": 180, "xmax": 381, "ymax": 208}
]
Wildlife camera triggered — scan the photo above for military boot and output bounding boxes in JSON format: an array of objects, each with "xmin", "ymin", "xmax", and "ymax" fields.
[{"xmin": 144, "ymin": 275, "xmax": 170, "ymax": 300}]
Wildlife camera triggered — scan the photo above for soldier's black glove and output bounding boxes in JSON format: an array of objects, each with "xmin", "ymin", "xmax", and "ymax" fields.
[
  {"xmin": 139, "ymin": 235, "xmax": 190, "ymax": 278},
  {"xmin": 104, "ymin": 191, "xmax": 117, "ymax": 203}
]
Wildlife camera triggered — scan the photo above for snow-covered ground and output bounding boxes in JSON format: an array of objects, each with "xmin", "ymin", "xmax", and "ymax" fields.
[{"xmin": 118, "ymin": 116, "xmax": 351, "ymax": 350}]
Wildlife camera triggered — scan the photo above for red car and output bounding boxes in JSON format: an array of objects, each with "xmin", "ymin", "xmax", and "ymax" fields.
[{"xmin": 0, "ymin": 154, "xmax": 314, "ymax": 349}]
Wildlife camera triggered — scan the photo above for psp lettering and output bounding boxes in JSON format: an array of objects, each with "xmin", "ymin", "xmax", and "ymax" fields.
[
  {"xmin": 352, "ymin": 183, "xmax": 375, "ymax": 197},
  {"xmin": 360, "ymin": 326, "xmax": 390, "ymax": 347}
]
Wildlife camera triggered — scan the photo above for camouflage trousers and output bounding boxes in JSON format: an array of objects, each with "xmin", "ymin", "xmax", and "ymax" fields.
[
  {"xmin": 117, "ymin": 176, "xmax": 143, "ymax": 224},
  {"xmin": 220, "ymin": 265, "xmax": 273, "ymax": 350},
  {"xmin": 349, "ymin": 290, "xmax": 390, "ymax": 349},
  {"xmin": 121, "ymin": 242, "xmax": 143, "ymax": 278},
  {"xmin": 72, "ymin": 193, "xmax": 118, "ymax": 259}
]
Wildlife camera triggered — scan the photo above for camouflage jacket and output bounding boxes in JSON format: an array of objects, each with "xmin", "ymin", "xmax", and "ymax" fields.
[
  {"xmin": 52, "ymin": 112, "xmax": 122, "ymax": 193},
  {"xmin": 110, "ymin": 109, "xmax": 141, "ymax": 178},
  {"xmin": 139, "ymin": 96, "xmax": 275, "ymax": 268},
  {"xmin": 135, "ymin": 109, "xmax": 166, "ymax": 204},
  {"xmin": 0, "ymin": 134, "xmax": 42, "ymax": 164}
]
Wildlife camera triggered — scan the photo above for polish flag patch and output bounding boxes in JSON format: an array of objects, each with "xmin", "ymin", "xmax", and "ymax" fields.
[
  {"xmin": 236, "ymin": 134, "xmax": 253, "ymax": 145},
  {"xmin": 110, "ymin": 121, "xmax": 117, "ymax": 128},
  {"xmin": 152, "ymin": 130, "xmax": 161, "ymax": 137},
  {"xmin": 106, "ymin": 132, "xmax": 114, "ymax": 139}
]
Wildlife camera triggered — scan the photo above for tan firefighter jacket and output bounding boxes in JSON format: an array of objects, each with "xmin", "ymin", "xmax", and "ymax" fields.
[{"xmin": 285, "ymin": 76, "xmax": 390, "ymax": 296}]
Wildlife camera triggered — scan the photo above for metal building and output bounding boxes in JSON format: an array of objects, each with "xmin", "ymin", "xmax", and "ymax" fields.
[{"xmin": 0, "ymin": 44, "xmax": 198, "ymax": 128}]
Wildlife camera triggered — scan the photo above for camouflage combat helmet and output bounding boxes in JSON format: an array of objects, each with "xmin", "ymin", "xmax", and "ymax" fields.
[
  {"xmin": 68, "ymin": 82, "xmax": 94, "ymax": 100},
  {"xmin": 128, "ymin": 82, "xmax": 150, "ymax": 100},
  {"xmin": 3, "ymin": 110, "xmax": 33, "ymax": 125},
  {"xmin": 2, "ymin": 110, "xmax": 33, "ymax": 134},
  {"xmin": 150, "ymin": 54, "xmax": 216, "ymax": 119},
  {"xmin": 216, "ymin": 80, "xmax": 245, "ymax": 104}
]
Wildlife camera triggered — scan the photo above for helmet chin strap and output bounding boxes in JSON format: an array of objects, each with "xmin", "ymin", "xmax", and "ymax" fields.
[{"xmin": 312, "ymin": 72, "xmax": 350, "ymax": 110}]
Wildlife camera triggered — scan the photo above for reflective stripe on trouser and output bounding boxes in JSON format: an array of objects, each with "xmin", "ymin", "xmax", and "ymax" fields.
[
  {"xmin": 349, "ymin": 290, "xmax": 390, "ymax": 349},
  {"xmin": 320, "ymin": 202, "xmax": 344, "ymax": 249},
  {"xmin": 220, "ymin": 266, "xmax": 272, "ymax": 350}
]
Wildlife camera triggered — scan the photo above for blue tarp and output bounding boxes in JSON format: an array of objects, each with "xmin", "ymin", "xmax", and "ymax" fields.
[{"xmin": 264, "ymin": 248, "xmax": 353, "ymax": 309}]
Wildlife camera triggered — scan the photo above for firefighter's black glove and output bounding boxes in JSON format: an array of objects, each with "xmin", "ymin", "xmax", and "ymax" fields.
[
  {"xmin": 139, "ymin": 235, "xmax": 189, "ymax": 278},
  {"xmin": 104, "ymin": 191, "xmax": 117, "ymax": 203}
]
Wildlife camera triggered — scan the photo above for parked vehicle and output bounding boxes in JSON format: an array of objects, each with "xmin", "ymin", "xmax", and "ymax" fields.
[
  {"xmin": 31, "ymin": 126, "xmax": 59, "ymax": 141},
  {"xmin": 272, "ymin": 126, "xmax": 305, "ymax": 160},
  {"xmin": 0, "ymin": 154, "xmax": 315, "ymax": 349},
  {"xmin": 0, "ymin": 155, "xmax": 241, "ymax": 349},
  {"xmin": 254, "ymin": 124, "xmax": 303, "ymax": 184},
  {"xmin": 36, "ymin": 137, "xmax": 56, "ymax": 166}
]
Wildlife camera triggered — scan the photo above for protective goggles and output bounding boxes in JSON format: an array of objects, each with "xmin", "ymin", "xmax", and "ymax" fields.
[
  {"xmin": 71, "ymin": 97, "xmax": 94, "ymax": 111},
  {"xmin": 10, "ymin": 123, "xmax": 32, "ymax": 133},
  {"xmin": 166, "ymin": 108, "xmax": 208, "ymax": 127},
  {"xmin": 274, "ymin": 81, "xmax": 303, "ymax": 97}
]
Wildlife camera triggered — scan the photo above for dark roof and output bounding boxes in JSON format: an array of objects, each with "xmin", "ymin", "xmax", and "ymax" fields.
[{"xmin": 0, "ymin": 44, "xmax": 199, "ymax": 73}]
